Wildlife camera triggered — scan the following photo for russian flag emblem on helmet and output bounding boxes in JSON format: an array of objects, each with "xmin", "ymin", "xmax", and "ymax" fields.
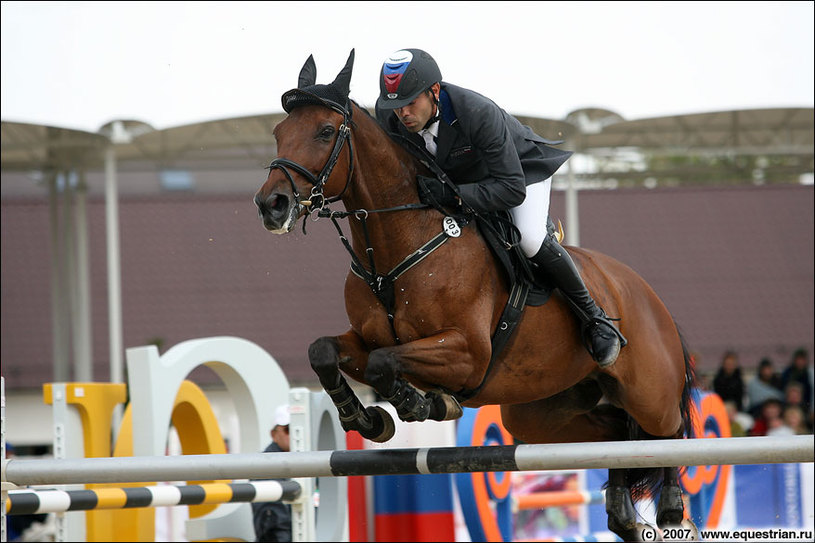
[
  {"xmin": 383, "ymin": 50, "xmax": 413, "ymax": 97},
  {"xmin": 377, "ymin": 48, "xmax": 442, "ymax": 110}
]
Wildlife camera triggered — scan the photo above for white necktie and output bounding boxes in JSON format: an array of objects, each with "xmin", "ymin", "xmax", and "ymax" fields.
[{"xmin": 421, "ymin": 129, "xmax": 437, "ymax": 156}]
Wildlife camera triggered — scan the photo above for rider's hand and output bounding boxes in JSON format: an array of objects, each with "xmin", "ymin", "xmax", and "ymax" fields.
[{"xmin": 417, "ymin": 175, "xmax": 459, "ymax": 209}]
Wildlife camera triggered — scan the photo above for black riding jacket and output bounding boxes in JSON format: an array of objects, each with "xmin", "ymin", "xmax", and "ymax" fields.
[{"xmin": 376, "ymin": 82, "xmax": 572, "ymax": 213}]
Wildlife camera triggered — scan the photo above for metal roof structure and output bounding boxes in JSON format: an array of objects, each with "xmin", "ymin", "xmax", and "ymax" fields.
[
  {"xmin": 574, "ymin": 107, "xmax": 814, "ymax": 155},
  {"xmin": 4, "ymin": 107, "xmax": 812, "ymax": 173}
]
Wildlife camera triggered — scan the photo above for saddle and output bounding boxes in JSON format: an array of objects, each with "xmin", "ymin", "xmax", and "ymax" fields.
[{"xmin": 475, "ymin": 210, "xmax": 554, "ymax": 307}]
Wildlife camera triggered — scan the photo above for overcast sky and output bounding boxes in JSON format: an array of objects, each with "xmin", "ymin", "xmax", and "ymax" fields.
[{"xmin": 1, "ymin": 1, "xmax": 813, "ymax": 133}]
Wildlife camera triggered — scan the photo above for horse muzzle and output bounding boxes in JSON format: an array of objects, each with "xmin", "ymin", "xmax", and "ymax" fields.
[{"xmin": 254, "ymin": 191, "xmax": 301, "ymax": 234}]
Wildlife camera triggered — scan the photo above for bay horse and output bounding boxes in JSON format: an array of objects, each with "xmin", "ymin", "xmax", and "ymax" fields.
[{"xmin": 254, "ymin": 50, "xmax": 697, "ymax": 541}]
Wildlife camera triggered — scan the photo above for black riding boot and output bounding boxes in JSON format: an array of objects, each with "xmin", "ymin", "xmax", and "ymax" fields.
[{"xmin": 531, "ymin": 235, "xmax": 626, "ymax": 367}]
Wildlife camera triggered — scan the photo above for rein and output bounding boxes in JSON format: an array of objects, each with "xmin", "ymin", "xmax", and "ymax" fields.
[{"xmin": 318, "ymin": 205, "xmax": 465, "ymax": 339}]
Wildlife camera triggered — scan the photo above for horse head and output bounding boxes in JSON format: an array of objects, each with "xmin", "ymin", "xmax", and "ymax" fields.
[{"xmin": 254, "ymin": 50, "xmax": 356, "ymax": 233}]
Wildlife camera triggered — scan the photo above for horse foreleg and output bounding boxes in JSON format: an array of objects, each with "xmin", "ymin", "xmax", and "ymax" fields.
[
  {"xmin": 364, "ymin": 332, "xmax": 474, "ymax": 423},
  {"xmin": 309, "ymin": 334, "xmax": 395, "ymax": 442},
  {"xmin": 364, "ymin": 349, "xmax": 461, "ymax": 423}
]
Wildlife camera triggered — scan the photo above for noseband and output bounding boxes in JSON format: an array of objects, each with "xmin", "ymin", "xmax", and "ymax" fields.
[{"xmin": 266, "ymin": 101, "xmax": 355, "ymax": 214}]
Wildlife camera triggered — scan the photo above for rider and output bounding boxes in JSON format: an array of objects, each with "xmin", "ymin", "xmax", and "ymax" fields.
[{"xmin": 375, "ymin": 48, "xmax": 625, "ymax": 368}]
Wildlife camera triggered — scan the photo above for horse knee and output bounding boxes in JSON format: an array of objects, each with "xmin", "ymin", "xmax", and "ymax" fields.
[
  {"xmin": 309, "ymin": 337, "xmax": 340, "ymax": 377},
  {"xmin": 365, "ymin": 350, "xmax": 399, "ymax": 393}
]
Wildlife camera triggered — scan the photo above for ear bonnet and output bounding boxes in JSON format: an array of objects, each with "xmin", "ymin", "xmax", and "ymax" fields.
[{"xmin": 281, "ymin": 49, "xmax": 355, "ymax": 114}]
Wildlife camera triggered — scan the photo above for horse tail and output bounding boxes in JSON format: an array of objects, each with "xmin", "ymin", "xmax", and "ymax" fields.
[
  {"xmin": 624, "ymin": 320, "xmax": 697, "ymax": 500},
  {"xmin": 677, "ymin": 324, "xmax": 698, "ymax": 440}
]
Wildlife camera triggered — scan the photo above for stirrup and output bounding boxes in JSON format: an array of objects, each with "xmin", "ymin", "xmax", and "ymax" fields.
[
  {"xmin": 587, "ymin": 311, "xmax": 628, "ymax": 347},
  {"xmin": 580, "ymin": 312, "xmax": 627, "ymax": 368}
]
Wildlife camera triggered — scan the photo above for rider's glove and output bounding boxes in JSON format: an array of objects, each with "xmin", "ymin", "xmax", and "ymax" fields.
[{"xmin": 417, "ymin": 175, "xmax": 459, "ymax": 209}]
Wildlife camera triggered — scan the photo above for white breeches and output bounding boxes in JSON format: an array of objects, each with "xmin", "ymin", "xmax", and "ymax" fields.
[{"xmin": 509, "ymin": 178, "xmax": 552, "ymax": 257}]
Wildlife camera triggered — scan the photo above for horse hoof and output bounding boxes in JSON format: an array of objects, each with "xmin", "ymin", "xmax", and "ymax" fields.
[
  {"xmin": 426, "ymin": 390, "xmax": 463, "ymax": 421},
  {"xmin": 361, "ymin": 406, "xmax": 395, "ymax": 443}
]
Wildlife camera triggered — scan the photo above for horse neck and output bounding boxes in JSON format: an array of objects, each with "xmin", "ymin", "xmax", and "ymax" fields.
[{"xmin": 340, "ymin": 106, "xmax": 436, "ymax": 263}]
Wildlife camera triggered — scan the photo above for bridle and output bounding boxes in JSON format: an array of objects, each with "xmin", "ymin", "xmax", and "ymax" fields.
[{"xmin": 265, "ymin": 100, "xmax": 355, "ymax": 215}]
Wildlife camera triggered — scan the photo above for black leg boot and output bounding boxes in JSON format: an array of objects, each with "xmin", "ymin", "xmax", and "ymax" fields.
[{"xmin": 530, "ymin": 234, "xmax": 627, "ymax": 367}]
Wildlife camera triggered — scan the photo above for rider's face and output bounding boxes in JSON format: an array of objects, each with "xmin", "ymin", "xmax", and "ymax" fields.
[{"xmin": 394, "ymin": 86, "xmax": 438, "ymax": 133}]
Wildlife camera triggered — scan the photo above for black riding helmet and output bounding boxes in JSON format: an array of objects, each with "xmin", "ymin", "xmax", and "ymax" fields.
[{"xmin": 377, "ymin": 48, "xmax": 442, "ymax": 110}]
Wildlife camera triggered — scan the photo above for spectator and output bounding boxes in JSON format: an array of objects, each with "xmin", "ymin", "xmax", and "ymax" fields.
[
  {"xmin": 749, "ymin": 398, "xmax": 785, "ymax": 436},
  {"xmin": 766, "ymin": 415, "xmax": 795, "ymax": 437},
  {"xmin": 781, "ymin": 405, "xmax": 811, "ymax": 435},
  {"xmin": 746, "ymin": 358, "xmax": 784, "ymax": 417},
  {"xmin": 784, "ymin": 382, "xmax": 806, "ymax": 410},
  {"xmin": 780, "ymin": 348, "xmax": 813, "ymax": 413},
  {"xmin": 723, "ymin": 400, "xmax": 752, "ymax": 437},
  {"xmin": 5, "ymin": 444, "xmax": 49, "ymax": 542},
  {"xmin": 713, "ymin": 350, "xmax": 746, "ymax": 412},
  {"xmin": 252, "ymin": 405, "xmax": 292, "ymax": 542}
]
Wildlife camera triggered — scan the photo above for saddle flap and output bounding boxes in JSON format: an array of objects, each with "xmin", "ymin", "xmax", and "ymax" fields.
[{"xmin": 475, "ymin": 212, "xmax": 552, "ymax": 307}]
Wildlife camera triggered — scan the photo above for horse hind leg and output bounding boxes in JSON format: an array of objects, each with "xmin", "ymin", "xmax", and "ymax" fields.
[
  {"xmin": 606, "ymin": 468, "xmax": 641, "ymax": 541},
  {"xmin": 608, "ymin": 447, "xmax": 700, "ymax": 541},
  {"xmin": 309, "ymin": 336, "xmax": 395, "ymax": 442},
  {"xmin": 606, "ymin": 419, "xmax": 674, "ymax": 541},
  {"xmin": 657, "ymin": 467, "xmax": 699, "ymax": 539}
]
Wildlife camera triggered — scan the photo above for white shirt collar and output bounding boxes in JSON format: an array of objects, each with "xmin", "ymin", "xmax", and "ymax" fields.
[{"xmin": 420, "ymin": 119, "xmax": 440, "ymax": 139}]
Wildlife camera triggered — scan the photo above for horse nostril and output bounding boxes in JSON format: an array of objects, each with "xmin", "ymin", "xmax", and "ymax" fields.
[
  {"xmin": 270, "ymin": 193, "xmax": 289, "ymax": 215},
  {"xmin": 255, "ymin": 192, "xmax": 290, "ymax": 220}
]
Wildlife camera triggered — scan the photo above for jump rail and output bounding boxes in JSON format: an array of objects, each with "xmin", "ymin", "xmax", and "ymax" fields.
[
  {"xmin": 5, "ymin": 480, "xmax": 301, "ymax": 515},
  {"xmin": 3, "ymin": 436, "xmax": 812, "ymax": 487}
]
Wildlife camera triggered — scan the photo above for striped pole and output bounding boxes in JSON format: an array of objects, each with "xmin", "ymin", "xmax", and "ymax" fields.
[
  {"xmin": 3, "ymin": 436, "xmax": 812, "ymax": 486},
  {"xmin": 5, "ymin": 480, "xmax": 301, "ymax": 515}
]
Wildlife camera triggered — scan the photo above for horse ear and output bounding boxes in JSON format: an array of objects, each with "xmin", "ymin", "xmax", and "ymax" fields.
[
  {"xmin": 298, "ymin": 54, "xmax": 317, "ymax": 88},
  {"xmin": 331, "ymin": 49, "xmax": 355, "ymax": 99}
]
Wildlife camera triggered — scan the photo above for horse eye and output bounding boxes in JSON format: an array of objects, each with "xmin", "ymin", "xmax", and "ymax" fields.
[{"xmin": 318, "ymin": 125, "xmax": 335, "ymax": 140}]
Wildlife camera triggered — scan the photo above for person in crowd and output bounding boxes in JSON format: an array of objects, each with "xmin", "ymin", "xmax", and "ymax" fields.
[
  {"xmin": 780, "ymin": 405, "xmax": 811, "ymax": 435},
  {"xmin": 713, "ymin": 350, "xmax": 746, "ymax": 412},
  {"xmin": 749, "ymin": 398, "xmax": 785, "ymax": 436},
  {"xmin": 252, "ymin": 405, "xmax": 292, "ymax": 542},
  {"xmin": 723, "ymin": 400, "xmax": 752, "ymax": 437},
  {"xmin": 5, "ymin": 444, "xmax": 50, "ymax": 542},
  {"xmin": 783, "ymin": 381, "xmax": 806, "ymax": 410},
  {"xmin": 780, "ymin": 347, "xmax": 813, "ymax": 413},
  {"xmin": 746, "ymin": 357, "xmax": 785, "ymax": 417}
]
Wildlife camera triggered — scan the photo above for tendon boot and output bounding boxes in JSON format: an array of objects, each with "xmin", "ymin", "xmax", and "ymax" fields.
[{"xmin": 530, "ymin": 235, "xmax": 627, "ymax": 367}]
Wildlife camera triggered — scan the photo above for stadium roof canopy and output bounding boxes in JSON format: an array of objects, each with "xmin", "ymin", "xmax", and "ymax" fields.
[{"xmin": 3, "ymin": 107, "xmax": 813, "ymax": 173}]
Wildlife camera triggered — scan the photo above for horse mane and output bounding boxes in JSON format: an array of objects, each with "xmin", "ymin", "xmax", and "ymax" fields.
[{"xmin": 349, "ymin": 99, "xmax": 430, "ymax": 176}]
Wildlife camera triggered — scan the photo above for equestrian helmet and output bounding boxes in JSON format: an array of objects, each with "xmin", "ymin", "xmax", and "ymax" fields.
[{"xmin": 377, "ymin": 48, "xmax": 442, "ymax": 110}]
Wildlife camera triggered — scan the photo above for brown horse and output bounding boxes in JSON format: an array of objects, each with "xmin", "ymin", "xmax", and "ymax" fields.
[{"xmin": 254, "ymin": 50, "xmax": 698, "ymax": 541}]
